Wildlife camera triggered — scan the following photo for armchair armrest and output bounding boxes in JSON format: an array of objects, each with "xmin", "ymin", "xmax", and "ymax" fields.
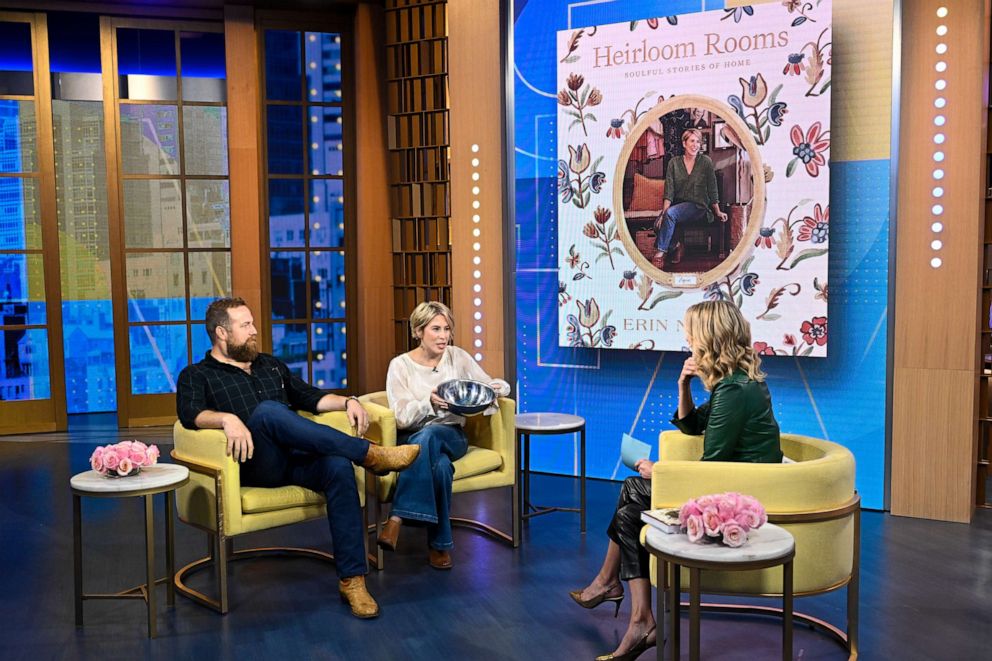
[
  {"xmin": 464, "ymin": 397, "xmax": 516, "ymax": 474},
  {"xmin": 659, "ymin": 429, "xmax": 703, "ymax": 461},
  {"xmin": 171, "ymin": 421, "xmax": 244, "ymax": 532}
]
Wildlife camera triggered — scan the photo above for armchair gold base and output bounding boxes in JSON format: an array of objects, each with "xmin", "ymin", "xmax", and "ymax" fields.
[
  {"xmin": 450, "ymin": 516, "xmax": 515, "ymax": 546},
  {"xmin": 675, "ymin": 602, "xmax": 856, "ymax": 660},
  {"xmin": 174, "ymin": 546, "xmax": 336, "ymax": 614}
]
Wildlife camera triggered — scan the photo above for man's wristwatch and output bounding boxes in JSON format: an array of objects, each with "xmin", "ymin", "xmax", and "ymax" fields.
[{"xmin": 345, "ymin": 395, "xmax": 360, "ymax": 408}]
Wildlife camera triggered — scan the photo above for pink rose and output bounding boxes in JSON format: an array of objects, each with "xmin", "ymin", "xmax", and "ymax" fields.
[
  {"xmin": 696, "ymin": 494, "xmax": 716, "ymax": 509},
  {"xmin": 128, "ymin": 446, "xmax": 147, "ymax": 466},
  {"xmin": 145, "ymin": 445, "xmax": 160, "ymax": 466},
  {"xmin": 102, "ymin": 447, "xmax": 120, "ymax": 471},
  {"xmin": 722, "ymin": 521, "xmax": 747, "ymax": 547},
  {"xmin": 685, "ymin": 514, "xmax": 704, "ymax": 542},
  {"xmin": 117, "ymin": 457, "xmax": 134, "ymax": 476},
  {"xmin": 739, "ymin": 507, "xmax": 762, "ymax": 529},
  {"xmin": 701, "ymin": 507, "xmax": 722, "ymax": 537},
  {"xmin": 679, "ymin": 499, "xmax": 703, "ymax": 524},
  {"xmin": 90, "ymin": 448, "xmax": 105, "ymax": 474}
]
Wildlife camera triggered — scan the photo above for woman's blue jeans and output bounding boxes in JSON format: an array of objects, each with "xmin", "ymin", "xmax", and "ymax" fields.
[
  {"xmin": 242, "ymin": 400, "xmax": 370, "ymax": 578},
  {"xmin": 654, "ymin": 202, "xmax": 707, "ymax": 252},
  {"xmin": 390, "ymin": 423, "xmax": 468, "ymax": 550}
]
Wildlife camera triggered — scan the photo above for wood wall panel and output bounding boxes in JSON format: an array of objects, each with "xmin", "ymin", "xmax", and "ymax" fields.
[
  {"xmin": 891, "ymin": 0, "xmax": 990, "ymax": 521},
  {"xmin": 447, "ymin": 0, "xmax": 506, "ymax": 379},
  {"xmin": 224, "ymin": 5, "xmax": 265, "ymax": 334},
  {"xmin": 354, "ymin": 3, "xmax": 395, "ymax": 392}
]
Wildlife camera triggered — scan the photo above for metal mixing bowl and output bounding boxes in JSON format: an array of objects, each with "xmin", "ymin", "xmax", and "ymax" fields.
[{"xmin": 436, "ymin": 379, "xmax": 496, "ymax": 416}]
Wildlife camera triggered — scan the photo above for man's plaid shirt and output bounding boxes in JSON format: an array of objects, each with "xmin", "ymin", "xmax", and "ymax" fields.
[{"xmin": 176, "ymin": 352, "xmax": 325, "ymax": 429}]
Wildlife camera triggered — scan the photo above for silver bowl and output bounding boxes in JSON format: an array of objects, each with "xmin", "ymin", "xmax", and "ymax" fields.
[{"xmin": 437, "ymin": 379, "xmax": 496, "ymax": 416}]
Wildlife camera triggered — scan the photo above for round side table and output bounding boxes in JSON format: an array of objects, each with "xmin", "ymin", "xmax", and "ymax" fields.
[
  {"xmin": 643, "ymin": 523, "xmax": 796, "ymax": 661},
  {"xmin": 71, "ymin": 463, "xmax": 189, "ymax": 638},
  {"xmin": 515, "ymin": 412, "xmax": 586, "ymax": 532}
]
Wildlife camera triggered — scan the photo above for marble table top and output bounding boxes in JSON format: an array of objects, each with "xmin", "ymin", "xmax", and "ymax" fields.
[
  {"xmin": 70, "ymin": 464, "xmax": 189, "ymax": 495},
  {"xmin": 644, "ymin": 522, "xmax": 794, "ymax": 564},
  {"xmin": 515, "ymin": 412, "xmax": 585, "ymax": 432}
]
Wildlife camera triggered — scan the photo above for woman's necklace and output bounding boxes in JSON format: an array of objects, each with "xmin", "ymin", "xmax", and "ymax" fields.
[{"xmin": 419, "ymin": 346, "xmax": 443, "ymax": 373}]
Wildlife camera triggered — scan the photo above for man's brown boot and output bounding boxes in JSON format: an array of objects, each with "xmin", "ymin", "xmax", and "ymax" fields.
[
  {"xmin": 339, "ymin": 576, "xmax": 380, "ymax": 619},
  {"xmin": 363, "ymin": 443, "xmax": 420, "ymax": 476}
]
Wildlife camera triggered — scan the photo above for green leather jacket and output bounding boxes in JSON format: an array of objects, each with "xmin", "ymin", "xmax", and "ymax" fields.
[{"xmin": 671, "ymin": 370, "xmax": 782, "ymax": 463}]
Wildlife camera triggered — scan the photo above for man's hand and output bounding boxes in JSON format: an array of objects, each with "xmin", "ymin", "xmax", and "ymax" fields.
[
  {"xmin": 716, "ymin": 210, "xmax": 728, "ymax": 223},
  {"xmin": 634, "ymin": 459, "xmax": 655, "ymax": 480},
  {"xmin": 679, "ymin": 357, "xmax": 698, "ymax": 385},
  {"xmin": 346, "ymin": 398, "xmax": 370, "ymax": 436},
  {"xmin": 221, "ymin": 414, "xmax": 253, "ymax": 463}
]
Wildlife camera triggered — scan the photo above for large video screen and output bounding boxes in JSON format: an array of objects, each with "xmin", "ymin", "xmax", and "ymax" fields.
[{"xmin": 556, "ymin": 1, "xmax": 832, "ymax": 355}]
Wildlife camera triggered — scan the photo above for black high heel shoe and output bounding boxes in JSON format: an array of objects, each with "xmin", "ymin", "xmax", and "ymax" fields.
[
  {"xmin": 594, "ymin": 626, "xmax": 656, "ymax": 661},
  {"xmin": 568, "ymin": 584, "xmax": 624, "ymax": 617}
]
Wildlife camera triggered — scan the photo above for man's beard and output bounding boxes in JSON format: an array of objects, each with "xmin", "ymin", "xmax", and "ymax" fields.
[{"xmin": 228, "ymin": 336, "xmax": 259, "ymax": 363}]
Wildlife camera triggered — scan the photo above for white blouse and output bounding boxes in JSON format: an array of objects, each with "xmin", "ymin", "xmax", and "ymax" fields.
[{"xmin": 385, "ymin": 345, "xmax": 511, "ymax": 430}]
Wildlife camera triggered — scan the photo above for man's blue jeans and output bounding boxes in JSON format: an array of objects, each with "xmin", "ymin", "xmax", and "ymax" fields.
[
  {"xmin": 242, "ymin": 400, "xmax": 370, "ymax": 578},
  {"xmin": 654, "ymin": 202, "xmax": 707, "ymax": 252},
  {"xmin": 391, "ymin": 423, "xmax": 468, "ymax": 550}
]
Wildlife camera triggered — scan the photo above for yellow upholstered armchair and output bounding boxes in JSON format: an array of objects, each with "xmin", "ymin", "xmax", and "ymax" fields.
[
  {"xmin": 646, "ymin": 431, "xmax": 859, "ymax": 659},
  {"xmin": 358, "ymin": 391, "xmax": 518, "ymax": 567},
  {"xmin": 170, "ymin": 408, "xmax": 384, "ymax": 613}
]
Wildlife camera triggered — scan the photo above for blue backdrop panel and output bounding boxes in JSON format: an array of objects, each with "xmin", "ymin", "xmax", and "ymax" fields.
[{"xmin": 512, "ymin": 0, "xmax": 890, "ymax": 509}]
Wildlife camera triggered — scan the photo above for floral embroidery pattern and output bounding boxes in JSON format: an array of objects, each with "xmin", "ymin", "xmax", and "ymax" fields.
[
  {"xmin": 583, "ymin": 206, "xmax": 623, "ymax": 269},
  {"xmin": 788, "ymin": 122, "xmax": 830, "ymax": 177},
  {"xmin": 721, "ymin": 7, "xmax": 754, "ymax": 23},
  {"xmin": 559, "ymin": 143, "xmax": 605, "ymax": 209},
  {"xmin": 558, "ymin": 73, "xmax": 602, "ymax": 137},
  {"xmin": 565, "ymin": 298, "xmax": 617, "ymax": 348},
  {"xmin": 783, "ymin": 1, "xmax": 818, "ymax": 26},
  {"xmin": 728, "ymin": 74, "xmax": 788, "ymax": 145},
  {"xmin": 796, "ymin": 203, "xmax": 829, "ymax": 243},
  {"xmin": 813, "ymin": 277, "xmax": 828, "ymax": 302},
  {"xmin": 619, "ymin": 269, "xmax": 637, "ymax": 290},
  {"xmin": 566, "ymin": 244, "xmax": 592, "ymax": 281},
  {"xmin": 800, "ymin": 316, "xmax": 828, "ymax": 346},
  {"xmin": 607, "ymin": 91, "xmax": 658, "ymax": 140},
  {"xmin": 629, "ymin": 17, "xmax": 678, "ymax": 30},
  {"xmin": 560, "ymin": 29, "xmax": 585, "ymax": 64},
  {"xmin": 558, "ymin": 281, "xmax": 571, "ymax": 307},
  {"xmin": 704, "ymin": 258, "xmax": 761, "ymax": 307},
  {"xmin": 636, "ymin": 273, "xmax": 683, "ymax": 311},
  {"xmin": 756, "ymin": 283, "xmax": 802, "ymax": 321},
  {"xmin": 767, "ymin": 202, "xmax": 830, "ymax": 270},
  {"xmin": 793, "ymin": 27, "xmax": 831, "ymax": 97},
  {"xmin": 753, "ymin": 341, "xmax": 776, "ymax": 356}
]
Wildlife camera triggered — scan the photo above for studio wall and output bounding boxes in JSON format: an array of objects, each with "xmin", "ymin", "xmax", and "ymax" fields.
[{"xmin": 512, "ymin": 0, "xmax": 894, "ymax": 508}]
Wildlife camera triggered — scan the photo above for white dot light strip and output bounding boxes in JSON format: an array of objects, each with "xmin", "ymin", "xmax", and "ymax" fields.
[
  {"xmin": 930, "ymin": 6, "xmax": 949, "ymax": 269},
  {"xmin": 471, "ymin": 145, "xmax": 483, "ymax": 361}
]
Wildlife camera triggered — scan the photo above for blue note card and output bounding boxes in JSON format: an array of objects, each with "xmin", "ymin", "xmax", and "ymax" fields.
[{"xmin": 621, "ymin": 433, "xmax": 651, "ymax": 471}]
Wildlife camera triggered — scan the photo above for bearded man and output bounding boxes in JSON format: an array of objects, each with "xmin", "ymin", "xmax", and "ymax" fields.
[{"xmin": 176, "ymin": 297, "xmax": 419, "ymax": 618}]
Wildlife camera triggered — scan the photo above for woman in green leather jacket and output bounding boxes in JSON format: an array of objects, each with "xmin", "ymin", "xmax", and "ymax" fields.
[{"xmin": 570, "ymin": 299, "xmax": 782, "ymax": 661}]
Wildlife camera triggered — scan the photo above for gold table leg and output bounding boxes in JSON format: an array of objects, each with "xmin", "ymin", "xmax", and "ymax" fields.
[
  {"xmin": 689, "ymin": 567, "xmax": 701, "ymax": 661},
  {"xmin": 144, "ymin": 494, "xmax": 156, "ymax": 638},
  {"xmin": 73, "ymin": 494, "xmax": 83, "ymax": 627},
  {"xmin": 670, "ymin": 562, "xmax": 681, "ymax": 661},
  {"xmin": 166, "ymin": 490, "xmax": 176, "ymax": 608},
  {"xmin": 783, "ymin": 559, "xmax": 794, "ymax": 661}
]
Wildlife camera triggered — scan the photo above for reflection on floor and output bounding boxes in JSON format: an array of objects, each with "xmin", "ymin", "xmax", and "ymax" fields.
[{"xmin": 1, "ymin": 431, "xmax": 991, "ymax": 660}]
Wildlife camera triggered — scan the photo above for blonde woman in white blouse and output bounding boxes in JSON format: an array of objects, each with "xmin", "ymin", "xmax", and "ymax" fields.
[{"xmin": 381, "ymin": 301, "xmax": 511, "ymax": 569}]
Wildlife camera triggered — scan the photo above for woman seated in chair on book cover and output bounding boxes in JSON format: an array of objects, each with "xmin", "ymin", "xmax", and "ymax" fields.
[
  {"xmin": 652, "ymin": 128, "xmax": 728, "ymax": 270},
  {"xmin": 571, "ymin": 299, "xmax": 782, "ymax": 661},
  {"xmin": 381, "ymin": 301, "xmax": 511, "ymax": 570}
]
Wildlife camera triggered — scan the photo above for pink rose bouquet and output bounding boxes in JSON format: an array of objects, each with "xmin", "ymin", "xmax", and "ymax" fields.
[
  {"xmin": 89, "ymin": 440, "xmax": 160, "ymax": 477},
  {"xmin": 678, "ymin": 492, "xmax": 766, "ymax": 547}
]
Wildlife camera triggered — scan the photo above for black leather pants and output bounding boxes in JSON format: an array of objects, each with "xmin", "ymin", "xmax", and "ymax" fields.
[{"xmin": 606, "ymin": 476, "xmax": 652, "ymax": 581}]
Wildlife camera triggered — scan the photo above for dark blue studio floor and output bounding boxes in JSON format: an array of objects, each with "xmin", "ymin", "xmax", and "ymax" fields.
[{"xmin": 1, "ymin": 426, "xmax": 991, "ymax": 660}]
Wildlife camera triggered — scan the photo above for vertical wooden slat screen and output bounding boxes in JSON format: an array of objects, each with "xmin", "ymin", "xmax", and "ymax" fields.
[{"xmin": 384, "ymin": 0, "xmax": 450, "ymax": 351}]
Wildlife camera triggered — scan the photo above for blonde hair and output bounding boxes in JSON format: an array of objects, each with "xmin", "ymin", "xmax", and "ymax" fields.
[
  {"xmin": 409, "ymin": 301, "xmax": 454, "ymax": 340},
  {"xmin": 684, "ymin": 300, "xmax": 765, "ymax": 390},
  {"xmin": 681, "ymin": 128, "xmax": 703, "ymax": 145}
]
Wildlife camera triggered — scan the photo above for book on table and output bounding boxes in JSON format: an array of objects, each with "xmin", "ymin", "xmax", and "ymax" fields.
[{"xmin": 641, "ymin": 508, "xmax": 682, "ymax": 534}]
